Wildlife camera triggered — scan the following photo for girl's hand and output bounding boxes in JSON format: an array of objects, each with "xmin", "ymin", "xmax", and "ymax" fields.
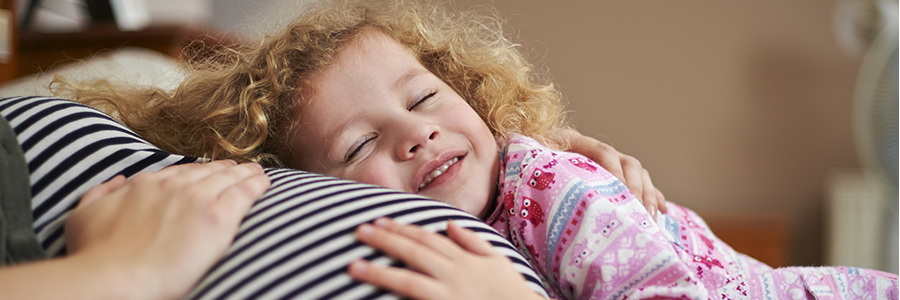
[
  {"xmin": 549, "ymin": 128, "xmax": 668, "ymax": 219},
  {"xmin": 348, "ymin": 218, "xmax": 545, "ymax": 300},
  {"xmin": 64, "ymin": 160, "xmax": 270, "ymax": 300}
]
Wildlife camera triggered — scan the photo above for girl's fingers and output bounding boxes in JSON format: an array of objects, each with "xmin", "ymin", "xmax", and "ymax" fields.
[
  {"xmin": 445, "ymin": 221, "xmax": 497, "ymax": 257},
  {"xmin": 348, "ymin": 259, "xmax": 442, "ymax": 300},
  {"xmin": 373, "ymin": 218, "xmax": 465, "ymax": 259},
  {"xmin": 356, "ymin": 223, "xmax": 453, "ymax": 277}
]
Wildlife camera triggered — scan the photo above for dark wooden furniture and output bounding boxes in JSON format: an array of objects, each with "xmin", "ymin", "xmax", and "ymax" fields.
[
  {"xmin": 704, "ymin": 213, "xmax": 790, "ymax": 267},
  {"xmin": 18, "ymin": 24, "xmax": 244, "ymax": 77}
]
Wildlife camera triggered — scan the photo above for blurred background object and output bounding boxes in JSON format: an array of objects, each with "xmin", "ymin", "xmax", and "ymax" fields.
[
  {"xmin": 830, "ymin": 0, "xmax": 897, "ymax": 274},
  {"xmin": 0, "ymin": 0, "xmax": 16, "ymax": 83},
  {"xmin": 18, "ymin": 0, "xmax": 209, "ymax": 32},
  {"xmin": 13, "ymin": 0, "xmax": 236, "ymax": 78}
]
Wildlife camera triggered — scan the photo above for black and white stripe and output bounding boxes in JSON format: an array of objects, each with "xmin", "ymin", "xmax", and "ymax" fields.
[
  {"xmin": 0, "ymin": 96, "xmax": 194, "ymax": 256},
  {"xmin": 1, "ymin": 96, "xmax": 548, "ymax": 299}
]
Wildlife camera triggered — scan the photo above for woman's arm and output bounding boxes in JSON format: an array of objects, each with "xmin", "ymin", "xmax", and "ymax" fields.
[
  {"xmin": 0, "ymin": 160, "xmax": 270, "ymax": 300},
  {"xmin": 348, "ymin": 218, "xmax": 546, "ymax": 300},
  {"xmin": 548, "ymin": 128, "xmax": 668, "ymax": 218}
]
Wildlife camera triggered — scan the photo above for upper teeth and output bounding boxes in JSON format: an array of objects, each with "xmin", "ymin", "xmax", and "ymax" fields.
[{"xmin": 419, "ymin": 157, "xmax": 459, "ymax": 190}]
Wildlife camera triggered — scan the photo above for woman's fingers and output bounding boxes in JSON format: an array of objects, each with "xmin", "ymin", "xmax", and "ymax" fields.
[
  {"xmin": 655, "ymin": 188, "xmax": 668, "ymax": 214},
  {"xmin": 215, "ymin": 170, "xmax": 270, "ymax": 223},
  {"xmin": 639, "ymin": 169, "xmax": 658, "ymax": 220},
  {"xmin": 78, "ymin": 175, "xmax": 128, "ymax": 207},
  {"xmin": 149, "ymin": 160, "xmax": 237, "ymax": 191},
  {"xmin": 618, "ymin": 153, "xmax": 666, "ymax": 219},
  {"xmin": 561, "ymin": 131, "xmax": 670, "ymax": 219},
  {"xmin": 582, "ymin": 140, "xmax": 625, "ymax": 182},
  {"xmin": 348, "ymin": 259, "xmax": 442, "ymax": 300},
  {"xmin": 188, "ymin": 162, "xmax": 267, "ymax": 201},
  {"xmin": 62, "ymin": 160, "xmax": 272, "ymax": 300},
  {"xmin": 618, "ymin": 153, "xmax": 644, "ymax": 201},
  {"xmin": 142, "ymin": 161, "xmax": 198, "ymax": 180}
]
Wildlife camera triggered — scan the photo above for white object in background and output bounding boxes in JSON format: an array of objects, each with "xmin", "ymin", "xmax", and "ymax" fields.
[
  {"xmin": 145, "ymin": 0, "xmax": 210, "ymax": 26},
  {"xmin": 825, "ymin": 169, "xmax": 891, "ymax": 272},
  {"xmin": 832, "ymin": 0, "xmax": 899, "ymax": 58},
  {"xmin": 0, "ymin": 47, "xmax": 186, "ymax": 98},
  {"xmin": 110, "ymin": 0, "xmax": 150, "ymax": 31},
  {"xmin": 0, "ymin": 9, "xmax": 10, "ymax": 64},
  {"xmin": 29, "ymin": 0, "xmax": 89, "ymax": 33}
]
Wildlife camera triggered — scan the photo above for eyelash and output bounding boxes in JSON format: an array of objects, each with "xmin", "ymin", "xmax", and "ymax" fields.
[
  {"xmin": 345, "ymin": 91, "xmax": 436, "ymax": 163},
  {"xmin": 346, "ymin": 134, "xmax": 375, "ymax": 163},
  {"xmin": 408, "ymin": 91, "xmax": 436, "ymax": 111}
]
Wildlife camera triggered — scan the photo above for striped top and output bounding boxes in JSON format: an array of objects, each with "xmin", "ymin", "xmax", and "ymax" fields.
[{"xmin": 1, "ymin": 96, "xmax": 548, "ymax": 299}]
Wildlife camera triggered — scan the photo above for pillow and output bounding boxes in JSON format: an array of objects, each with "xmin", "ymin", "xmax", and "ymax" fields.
[{"xmin": 0, "ymin": 96, "xmax": 549, "ymax": 299}]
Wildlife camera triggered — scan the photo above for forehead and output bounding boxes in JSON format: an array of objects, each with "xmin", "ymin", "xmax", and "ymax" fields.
[
  {"xmin": 327, "ymin": 30, "xmax": 415, "ymax": 74},
  {"xmin": 302, "ymin": 30, "xmax": 420, "ymax": 103},
  {"xmin": 291, "ymin": 29, "xmax": 423, "ymax": 169},
  {"xmin": 307, "ymin": 29, "xmax": 423, "ymax": 108}
]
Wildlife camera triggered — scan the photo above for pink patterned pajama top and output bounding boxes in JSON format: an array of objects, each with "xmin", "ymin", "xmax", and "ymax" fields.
[{"xmin": 485, "ymin": 134, "xmax": 898, "ymax": 300}]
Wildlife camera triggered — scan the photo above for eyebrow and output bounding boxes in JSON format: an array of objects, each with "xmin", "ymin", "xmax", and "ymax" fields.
[
  {"xmin": 394, "ymin": 68, "xmax": 428, "ymax": 89},
  {"xmin": 329, "ymin": 118, "xmax": 357, "ymax": 163}
]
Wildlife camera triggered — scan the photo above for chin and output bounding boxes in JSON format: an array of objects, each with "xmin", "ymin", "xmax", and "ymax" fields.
[{"xmin": 466, "ymin": 197, "xmax": 495, "ymax": 220}]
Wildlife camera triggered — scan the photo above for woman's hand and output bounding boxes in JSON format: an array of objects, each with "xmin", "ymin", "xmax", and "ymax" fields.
[
  {"xmin": 548, "ymin": 128, "xmax": 667, "ymax": 219},
  {"xmin": 348, "ymin": 218, "xmax": 545, "ymax": 300},
  {"xmin": 64, "ymin": 160, "xmax": 270, "ymax": 300}
]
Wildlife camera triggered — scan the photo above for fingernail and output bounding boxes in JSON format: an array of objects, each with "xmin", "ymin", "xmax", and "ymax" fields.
[
  {"xmin": 373, "ymin": 218, "xmax": 391, "ymax": 228},
  {"xmin": 349, "ymin": 260, "xmax": 368, "ymax": 274},
  {"xmin": 647, "ymin": 204, "xmax": 657, "ymax": 220},
  {"xmin": 224, "ymin": 159, "xmax": 238, "ymax": 165},
  {"xmin": 358, "ymin": 224, "xmax": 374, "ymax": 237},
  {"xmin": 251, "ymin": 162, "xmax": 263, "ymax": 170}
]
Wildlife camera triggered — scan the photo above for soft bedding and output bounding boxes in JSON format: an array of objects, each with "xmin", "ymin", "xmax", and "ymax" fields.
[{"xmin": 0, "ymin": 96, "xmax": 549, "ymax": 299}]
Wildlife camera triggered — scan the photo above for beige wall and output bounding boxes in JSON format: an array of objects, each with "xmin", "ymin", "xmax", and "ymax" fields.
[{"xmin": 456, "ymin": 0, "xmax": 862, "ymax": 265}]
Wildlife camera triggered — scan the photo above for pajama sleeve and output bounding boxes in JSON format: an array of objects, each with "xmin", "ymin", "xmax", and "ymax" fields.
[
  {"xmin": 493, "ymin": 135, "xmax": 706, "ymax": 300},
  {"xmin": 490, "ymin": 134, "xmax": 898, "ymax": 300}
]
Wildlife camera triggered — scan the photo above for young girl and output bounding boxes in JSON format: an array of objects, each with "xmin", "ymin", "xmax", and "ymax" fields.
[
  {"xmin": 273, "ymin": 22, "xmax": 898, "ymax": 300},
  {"xmin": 54, "ymin": 0, "xmax": 896, "ymax": 299}
]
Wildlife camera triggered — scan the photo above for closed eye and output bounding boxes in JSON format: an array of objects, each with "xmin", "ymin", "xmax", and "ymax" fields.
[
  {"xmin": 345, "ymin": 133, "xmax": 376, "ymax": 163},
  {"xmin": 408, "ymin": 89, "xmax": 436, "ymax": 111}
]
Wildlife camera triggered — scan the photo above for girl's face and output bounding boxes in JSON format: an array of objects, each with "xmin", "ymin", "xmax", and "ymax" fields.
[{"xmin": 292, "ymin": 29, "xmax": 499, "ymax": 219}]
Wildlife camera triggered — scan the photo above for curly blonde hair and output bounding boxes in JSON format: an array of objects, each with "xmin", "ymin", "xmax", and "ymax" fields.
[{"xmin": 54, "ymin": 0, "xmax": 570, "ymax": 168}]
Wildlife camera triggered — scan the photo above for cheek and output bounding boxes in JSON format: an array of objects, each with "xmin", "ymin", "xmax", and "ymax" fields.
[
  {"xmin": 340, "ymin": 160, "xmax": 406, "ymax": 191},
  {"xmin": 446, "ymin": 101, "xmax": 495, "ymax": 145}
]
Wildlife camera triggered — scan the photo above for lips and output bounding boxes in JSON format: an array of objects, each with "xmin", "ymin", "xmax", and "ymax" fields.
[
  {"xmin": 419, "ymin": 156, "xmax": 459, "ymax": 190},
  {"xmin": 416, "ymin": 152, "xmax": 466, "ymax": 192}
]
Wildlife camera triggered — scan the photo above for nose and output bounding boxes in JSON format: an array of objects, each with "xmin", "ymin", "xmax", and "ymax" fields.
[{"xmin": 395, "ymin": 120, "xmax": 439, "ymax": 160}]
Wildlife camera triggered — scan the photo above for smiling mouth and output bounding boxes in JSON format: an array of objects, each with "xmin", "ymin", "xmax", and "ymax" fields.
[{"xmin": 418, "ymin": 156, "xmax": 461, "ymax": 191}]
